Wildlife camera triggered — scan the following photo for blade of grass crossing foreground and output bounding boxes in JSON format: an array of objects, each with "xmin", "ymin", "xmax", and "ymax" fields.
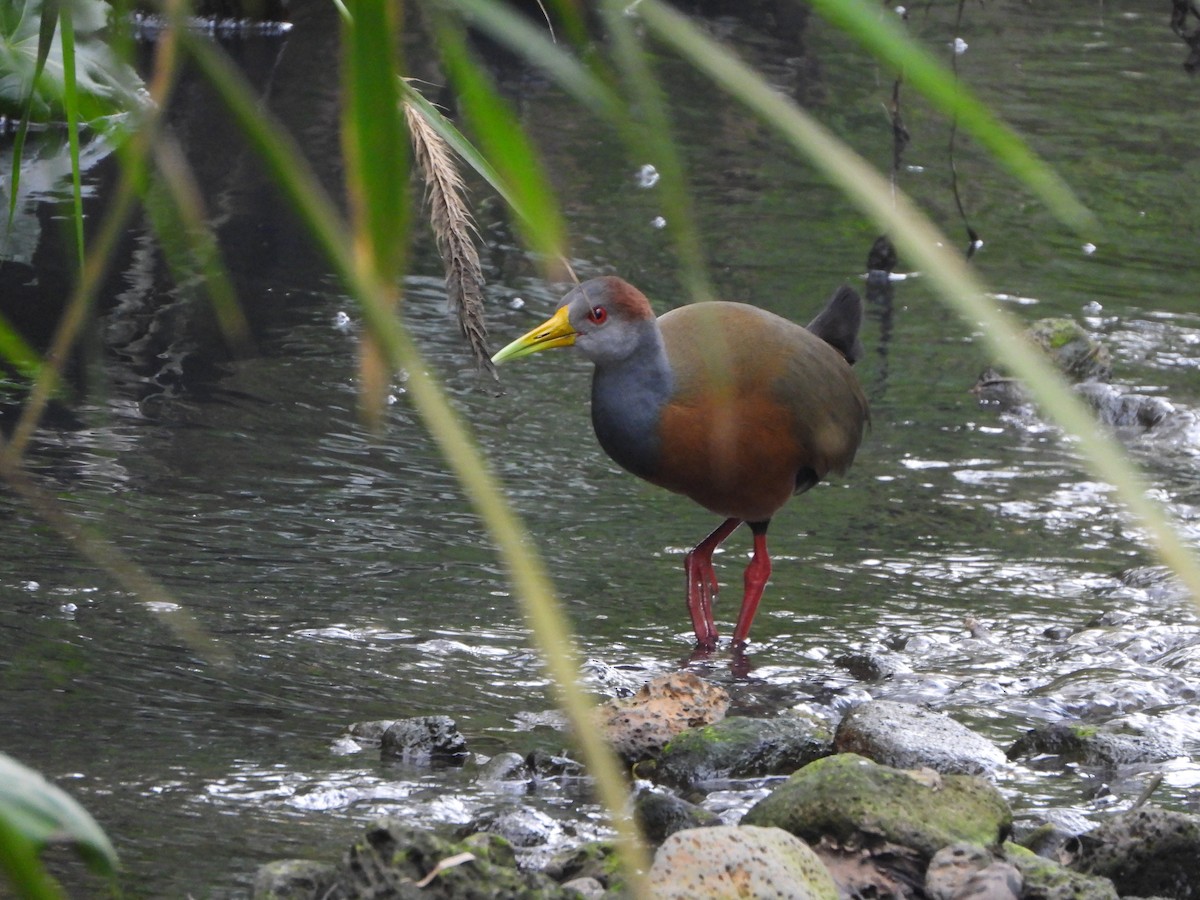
[
  {"xmin": 638, "ymin": 0, "xmax": 1200, "ymax": 605},
  {"xmin": 5, "ymin": 1, "xmax": 57, "ymax": 232},
  {"xmin": 599, "ymin": 0, "xmax": 712, "ymax": 301},
  {"xmin": 440, "ymin": 0, "xmax": 623, "ymax": 121},
  {"xmin": 0, "ymin": 312, "xmax": 43, "ymax": 381},
  {"xmin": 342, "ymin": 0, "xmax": 409, "ymax": 423}
]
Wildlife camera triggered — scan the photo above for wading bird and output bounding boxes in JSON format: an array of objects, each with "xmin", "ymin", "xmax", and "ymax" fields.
[{"xmin": 492, "ymin": 276, "xmax": 868, "ymax": 650}]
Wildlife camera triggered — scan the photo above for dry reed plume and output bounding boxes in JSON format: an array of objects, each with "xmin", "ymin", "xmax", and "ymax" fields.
[{"xmin": 404, "ymin": 97, "xmax": 494, "ymax": 378}]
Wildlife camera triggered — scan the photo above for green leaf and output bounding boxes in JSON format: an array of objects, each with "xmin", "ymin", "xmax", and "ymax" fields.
[
  {"xmin": 0, "ymin": 310, "xmax": 45, "ymax": 381},
  {"xmin": 0, "ymin": 752, "xmax": 118, "ymax": 883},
  {"xmin": 342, "ymin": 0, "xmax": 407, "ymax": 286}
]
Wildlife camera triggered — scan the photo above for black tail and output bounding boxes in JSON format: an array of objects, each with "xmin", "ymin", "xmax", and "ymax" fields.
[{"xmin": 806, "ymin": 285, "xmax": 864, "ymax": 365}]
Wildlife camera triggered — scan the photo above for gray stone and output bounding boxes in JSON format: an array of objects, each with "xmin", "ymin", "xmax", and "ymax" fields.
[
  {"xmin": 1007, "ymin": 723, "xmax": 1183, "ymax": 768},
  {"xmin": 835, "ymin": 700, "xmax": 1006, "ymax": 775},
  {"xmin": 634, "ymin": 787, "xmax": 722, "ymax": 845},
  {"xmin": 926, "ymin": 844, "xmax": 1022, "ymax": 900},
  {"xmin": 1068, "ymin": 806, "xmax": 1200, "ymax": 899},
  {"xmin": 649, "ymin": 825, "xmax": 837, "ymax": 899},
  {"xmin": 380, "ymin": 716, "xmax": 467, "ymax": 764},
  {"xmin": 253, "ymin": 859, "xmax": 338, "ymax": 900}
]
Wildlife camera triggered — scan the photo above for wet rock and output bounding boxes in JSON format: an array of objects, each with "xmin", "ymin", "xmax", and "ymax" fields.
[
  {"xmin": 1073, "ymin": 382, "xmax": 1174, "ymax": 429},
  {"xmin": 648, "ymin": 825, "xmax": 838, "ymax": 899},
  {"xmin": 1066, "ymin": 806, "xmax": 1200, "ymax": 898},
  {"xmin": 561, "ymin": 875, "xmax": 604, "ymax": 897},
  {"xmin": 634, "ymin": 787, "xmax": 722, "ymax": 844},
  {"xmin": 477, "ymin": 751, "xmax": 529, "ymax": 784},
  {"xmin": 1011, "ymin": 807, "xmax": 1095, "ymax": 858},
  {"xmin": 925, "ymin": 843, "xmax": 1021, "ymax": 900},
  {"xmin": 343, "ymin": 719, "xmax": 397, "ymax": 748},
  {"xmin": 252, "ymin": 859, "xmax": 338, "ymax": 899},
  {"xmin": 833, "ymin": 651, "xmax": 912, "ymax": 681},
  {"xmin": 596, "ymin": 671, "xmax": 729, "ymax": 763},
  {"xmin": 525, "ymin": 748, "xmax": 586, "ymax": 779},
  {"xmin": 380, "ymin": 716, "xmax": 468, "ymax": 765},
  {"xmin": 470, "ymin": 807, "xmax": 562, "ymax": 849},
  {"xmin": 1003, "ymin": 842, "xmax": 1119, "ymax": 900},
  {"xmin": 652, "ymin": 712, "xmax": 832, "ymax": 788},
  {"xmin": 834, "ymin": 700, "xmax": 1007, "ymax": 775},
  {"xmin": 334, "ymin": 819, "xmax": 574, "ymax": 899},
  {"xmin": 1007, "ymin": 722, "xmax": 1184, "ymax": 768},
  {"xmin": 973, "ymin": 367, "xmax": 1028, "ymax": 411},
  {"xmin": 1027, "ymin": 317, "xmax": 1113, "ymax": 383},
  {"xmin": 741, "ymin": 753, "xmax": 1012, "ymax": 859},
  {"xmin": 542, "ymin": 841, "xmax": 623, "ymax": 893}
]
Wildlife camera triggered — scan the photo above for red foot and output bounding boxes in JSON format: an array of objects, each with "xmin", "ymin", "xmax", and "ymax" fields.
[
  {"xmin": 683, "ymin": 518, "xmax": 741, "ymax": 648},
  {"xmin": 731, "ymin": 527, "xmax": 771, "ymax": 646}
]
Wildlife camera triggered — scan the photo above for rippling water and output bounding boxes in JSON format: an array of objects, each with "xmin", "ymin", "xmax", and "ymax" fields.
[{"xmin": 2, "ymin": 1, "xmax": 1199, "ymax": 895}]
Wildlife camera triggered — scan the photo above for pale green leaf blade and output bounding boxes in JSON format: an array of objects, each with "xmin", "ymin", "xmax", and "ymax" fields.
[{"xmin": 0, "ymin": 752, "xmax": 118, "ymax": 878}]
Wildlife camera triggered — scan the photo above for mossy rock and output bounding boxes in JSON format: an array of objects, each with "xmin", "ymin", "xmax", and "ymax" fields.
[
  {"xmin": 1007, "ymin": 723, "xmax": 1182, "ymax": 767},
  {"xmin": 1003, "ymin": 842, "xmax": 1118, "ymax": 900},
  {"xmin": 741, "ymin": 753, "xmax": 1011, "ymax": 859},
  {"xmin": 1026, "ymin": 318, "xmax": 1112, "ymax": 382},
  {"xmin": 253, "ymin": 859, "xmax": 338, "ymax": 899},
  {"xmin": 336, "ymin": 819, "xmax": 574, "ymax": 899},
  {"xmin": 635, "ymin": 788, "xmax": 722, "ymax": 844},
  {"xmin": 654, "ymin": 713, "xmax": 832, "ymax": 788},
  {"xmin": 1069, "ymin": 806, "xmax": 1200, "ymax": 899}
]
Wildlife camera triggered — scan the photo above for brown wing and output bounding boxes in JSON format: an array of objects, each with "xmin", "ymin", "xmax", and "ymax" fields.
[{"xmin": 653, "ymin": 302, "xmax": 867, "ymax": 521}]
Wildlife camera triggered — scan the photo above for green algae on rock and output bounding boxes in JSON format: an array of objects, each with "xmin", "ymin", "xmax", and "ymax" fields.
[{"xmin": 741, "ymin": 753, "xmax": 1011, "ymax": 858}]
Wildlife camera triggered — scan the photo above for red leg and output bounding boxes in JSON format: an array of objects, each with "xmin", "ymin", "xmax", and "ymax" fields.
[
  {"xmin": 732, "ymin": 521, "xmax": 772, "ymax": 646},
  {"xmin": 684, "ymin": 517, "xmax": 741, "ymax": 649}
]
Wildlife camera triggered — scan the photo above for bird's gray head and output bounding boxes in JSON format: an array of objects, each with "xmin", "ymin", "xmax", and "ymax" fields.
[{"xmin": 556, "ymin": 277, "xmax": 657, "ymax": 367}]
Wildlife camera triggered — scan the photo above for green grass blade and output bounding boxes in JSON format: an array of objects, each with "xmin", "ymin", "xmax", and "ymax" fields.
[
  {"xmin": 427, "ymin": 9, "xmax": 569, "ymax": 272},
  {"xmin": 179, "ymin": 33, "xmax": 354, "ymax": 295},
  {"xmin": 599, "ymin": 0, "xmax": 711, "ymax": 299},
  {"xmin": 638, "ymin": 0, "xmax": 1200, "ymax": 604},
  {"xmin": 342, "ymin": 0, "xmax": 407, "ymax": 286},
  {"xmin": 342, "ymin": 0, "xmax": 408, "ymax": 422},
  {"xmin": 58, "ymin": 0, "xmax": 85, "ymax": 266},
  {"xmin": 5, "ymin": 0, "xmax": 57, "ymax": 235},
  {"xmin": 145, "ymin": 138, "xmax": 253, "ymax": 355},
  {"xmin": 805, "ymin": 0, "xmax": 1094, "ymax": 232},
  {"xmin": 0, "ymin": 311, "xmax": 44, "ymax": 381},
  {"xmin": 0, "ymin": 814, "xmax": 64, "ymax": 900},
  {"xmin": 439, "ymin": 0, "xmax": 623, "ymax": 121}
]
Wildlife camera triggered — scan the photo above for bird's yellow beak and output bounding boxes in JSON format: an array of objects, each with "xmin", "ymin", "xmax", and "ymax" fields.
[{"xmin": 491, "ymin": 305, "xmax": 577, "ymax": 364}]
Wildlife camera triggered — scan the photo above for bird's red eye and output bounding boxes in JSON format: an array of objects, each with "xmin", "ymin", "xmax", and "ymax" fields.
[{"xmin": 587, "ymin": 306, "xmax": 608, "ymax": 324}]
